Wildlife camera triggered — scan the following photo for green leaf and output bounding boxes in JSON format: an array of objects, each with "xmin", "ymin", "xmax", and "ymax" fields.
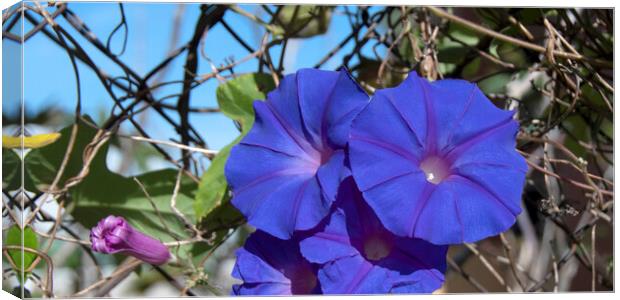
[
  {"xmin": 520, "ymin": 9, "xmax": 558, "ymax": 24},
  {"xmin": 352, "ymin": 56, "xmax": 406, "ymax": 89},
  {"xmin": 461, "ymin": 57, "xmax": 482, "ymax": 79},
  {"xmin": 437, "ymin": 46, "xmax": 469, "ymax": 64},
  {"xmin": 216, "ymin": 73, "xmax": 275, "ymax": 135},
  {"xmin": 490, "ymin": 27, "xmax": 529, "ymax": 68},
  {"xmin": 5, "ymin": 225, "xmax": 39, "ymax": 283},
  {"xmin": 477, "ymin": 72, "xmax": 513, "ymax": 95},
  {"xmin": 25, "ymin": 117, "xmax": 196, "ymax": 242},
  {"xmin": 3, "ymin": 148, "xmax": 39, "ymax": 194},
  {"xmin": 24, "ymin": 120, "xmax": 100, "ymax": 192},
  {"xmin": 194, "ymin": 139, "xmax": 236, "ymax": 221},
  {"xmin": 2, "ymin": 149, "xmax": 21, "ymax": 191},
  {"xmin": 497, "ymin": 42, "xmax": 528, "ymax": 68},
  {"xmin": 436, "ymin": 22, "xmax": 480, "ymax": 67},
  {"xmin": 396, "ymin": 26, "xmax": 423, "ymax": 66},
  {"xmin": 189, "ymin": 74, "xmax": 275, "ymax": 268},
  {"xmin": 517, "ymin": 8, "xmax": 544, "ymax": 25},
  {"xmin": 270, "ymin": 6, "xmax": 333, "ymax": 38},
  {"xmin": 438, "ymin": 62, "xmax": 457, "ymax": 75},
  {"xmin": 475, "ymin": 8, "xmax": 506, "ymax": 29},
  {"xmin": 562, "ymin": 114, "xmax": 591, "ymax": 157},
  {"xmin": 18, "ymin": 116, "xmax": 249, "ymax": 269},
  {"xmin": 71, "ymin": 168, "xmax": 197, "ymax": 241},
  {"xmin": 446, "ymin": 22, "xmax": 480, "ymax": 47},
  {"xmin": 600, "ymin": 118, "xmax": 613, "ymax": 139},
  {"xmin": 195, "ymin": 74, "xmax": 275, "ymax": 222},
  {"xmin": 581, "ymin": 84, "xmax": 612, "ymax": 111}
]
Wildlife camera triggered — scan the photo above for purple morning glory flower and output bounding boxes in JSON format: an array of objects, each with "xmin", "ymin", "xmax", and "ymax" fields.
[
  {"xmin": 90, "ymin": 215, "xmax": 171, "ymax": 265},
  {"xmin": 225, "ymin": 68, "xmax": 369, "ymax": 239},
  {"xmin": 348, "ymin": 71, "xmax": 527, "ymax": 245},
  {"xmin": 299, "ymin": 179, "xmax": 447, "ymax": 294},
  {"xmin": 231, "ymin": 230, "xmax": 321, "ymax": 295}
]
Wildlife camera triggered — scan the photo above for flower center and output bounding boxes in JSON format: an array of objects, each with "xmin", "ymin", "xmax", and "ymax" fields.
[
  {"xmin": 363, "ymin": 234, "xmax": 393, "ymax": 261},
  {"xmin": 290, "ymin": 265, "xmax": 318, "ymax": 294},
  {"xmin": 420, "ymin": 156, "xmax": 450, "ymax": 184},
  {"xmin": 319, "ymin": 148, "xmax": 333, "ymax": 165},
  {"xmin": 307, "ymin": 146, "xmax": 334, "ymax": 173}
]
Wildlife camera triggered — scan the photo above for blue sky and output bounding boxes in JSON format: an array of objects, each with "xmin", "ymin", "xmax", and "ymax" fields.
[{"xmin": 4, "ymin": 2, "xmax": 383, "ymax": 171}]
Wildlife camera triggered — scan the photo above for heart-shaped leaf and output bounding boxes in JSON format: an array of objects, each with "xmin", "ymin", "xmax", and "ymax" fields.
[
  {"xmin": 5, "ymin": 225, "xmax": 39, "ymax": 283},
  {"xmin": 195, "ymin": 74, "xmax": 275, "ymax": 223}
]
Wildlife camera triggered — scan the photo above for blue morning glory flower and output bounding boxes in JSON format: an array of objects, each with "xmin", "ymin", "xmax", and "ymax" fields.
[
  {"xmin": 299, "ymin": 178, "xmax": 447, "ymax": 294},
  {"xmin": 225, "ymin": 68, "xmax": 369, "ymax": 239},
  {"xmin": 348, "ymin": 71, "xmax": 527, "ymax": 245},
  {"xmin": 231, "ymin": 230, "xmax": 321, "ymax": 295}
]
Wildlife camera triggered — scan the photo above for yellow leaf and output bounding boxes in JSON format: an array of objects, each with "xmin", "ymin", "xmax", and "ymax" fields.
[{"xmin": 2, "ymin": 133, "xmax": 61, "ymax": 149}]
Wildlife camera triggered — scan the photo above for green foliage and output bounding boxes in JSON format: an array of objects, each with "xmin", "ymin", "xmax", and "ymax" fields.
[
  {"xmin": 3, "ymin": 145, "xmax": 54, "ymax": 193},
  {"xmin": 195, "ymin": 74, "xmax": 275, "ymax": 224},
  {"xmin": 24, "ymin": 117, "xmax": 196, "ymax": 243},
  {"xmin": 432, "ymin": 22, "xmax": 481, "ymax": 76},
  {"xmin": 486, "ymin": 27, "xmax": 529, "ymax": 69},
  {"xmin": 562, "ymin": 114, "xmax": 591, "ymax": 158},
  {"xmin": 475, "ymin": 8, "xmax": 507, "ymax": 29},
  {"xmin": 600, "ymin": 119, "xmax": 613, "ymax": 140},
  {"xmin": 216, "ymin": 73, "xmax": 276, "ymax": 134},
  {"xmin": 581, "ymin": 84, "xmax": 612, "ymax": 112},
  {"xmin": 396, "ymin": 28, "xmax": 421, "ymax": 66},
  {"xmin": 72, "ymin": 169, "xmax": 197, "ymax": 241},
  {"xmin": 13, "ymin": 73, "xmax": 277, "ymax": 269},
  {"xmin": 194, "ymin": 139, "xmax": 237, "ymax": 221},
  {"xmin": 270, "ymin": 6, "xmax": 333, "ymax": 38},
  {"xmin": 477, "ymin": 72, "xmax": 513, "ymax": 95},
  {"xmin": 353, "ymin": 56, "xmax": 406, "ymax": 89},
  {"xmin": 446, "ymin": 22, "xmax": 481, "ymax": 47},
  {"xmin": 5, "ymin": 225, "xmax": 39, "ymax": 283},
  {"xmin": 2, "ymin": 149, "xmax": 21, "ymax": 191},
  {"xmin": 461, "ymin": 57, "xmax": 482, "ymax": 79},
  {"xmin": 24, "ymin": 122, "xmax": 98, "ymax": 193},
  {"xmin": 496, "ymin": 41, "xmax": 528, "ymax": 68},
  {"xmin": 132, "ymin": 141, "xmax": 166, "ymax": 173},
  {"xmin": 516, "ymin": 8, "xmax": 545, "ymax": 25}
]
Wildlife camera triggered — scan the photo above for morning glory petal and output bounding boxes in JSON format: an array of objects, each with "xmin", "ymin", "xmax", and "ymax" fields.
[
  {"xmin": 413, "ymin": 174, "xmax": 519, "ymax": 244},
  {"xmin": 362, "ymin": 171, "xmax": 431, "ymax": 238},
  {"xmin": 317, "ymin": 255, "xmax": 390, "ymax": 294},
  {"xmin": 316, "ymin": 149, "xmax": 347, "ymax": 200},
  {"xmin": 239, "ymin": 174, "xmax": 327, "ymax": 239},
  {"xmin": 231, "ymin": 230, "xmax": 321, "ymax": 295}
]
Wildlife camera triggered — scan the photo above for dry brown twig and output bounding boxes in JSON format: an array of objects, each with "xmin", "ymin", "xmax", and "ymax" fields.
[
  {"xmin": 426, "ymin": 6, "xmax": 613, "ymax": 68},
  {"xmin": 3, "ymin": 3, "xmax": 613, "ymax": 295}
]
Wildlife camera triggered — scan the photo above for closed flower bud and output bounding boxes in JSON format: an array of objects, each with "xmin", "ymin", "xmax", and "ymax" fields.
[{"xmin": 90, "ymin": 215, "xmax": 170, "ymax": 265}]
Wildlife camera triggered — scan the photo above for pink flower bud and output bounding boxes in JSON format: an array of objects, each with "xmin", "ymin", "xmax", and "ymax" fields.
[{"xmin": 90, "ymin": 215, "xmax": 171, "ymax": 265}]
